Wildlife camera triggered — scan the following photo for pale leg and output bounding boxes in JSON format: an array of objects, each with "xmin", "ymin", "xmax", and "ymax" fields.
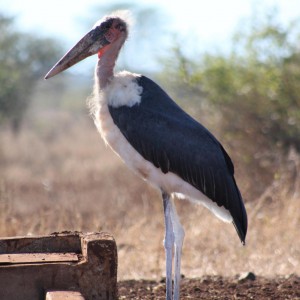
[
  {"xmin": 170, "ymin": 198, "xmax": 185, "ymax": 300},
  {"xmin": 162, "ymin": 192, "xmax": 174, "ymax": 300}
]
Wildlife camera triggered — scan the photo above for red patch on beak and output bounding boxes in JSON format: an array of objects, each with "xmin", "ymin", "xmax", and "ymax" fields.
[
  {"xmin": 98, "ymin": 45, "xmax": 109, "ymax": 58},
  {"xmin": 98, "ymin": 49, "xmax": 104, "ymax": 59}
]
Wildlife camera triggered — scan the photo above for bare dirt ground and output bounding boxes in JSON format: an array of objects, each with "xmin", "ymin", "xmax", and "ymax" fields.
[
  {"xmin": 118, "ymin": 274, "xmax": 300, "ymax": 299},
  {"xmin": 1, "ymin": 118, "xmax": 300, "ymax": 299}
]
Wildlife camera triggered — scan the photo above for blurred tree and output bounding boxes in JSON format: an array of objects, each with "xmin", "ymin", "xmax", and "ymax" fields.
[
  {"xmin": 0, "ymin": 14, "xmax": 62, "ymax": 132},
  {"xmin": 161, "ymin": 10, "xmax": 300, "ymax": 153}
]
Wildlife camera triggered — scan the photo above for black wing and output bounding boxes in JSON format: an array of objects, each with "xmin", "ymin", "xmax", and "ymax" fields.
[{"xmin": 108, "ymin": 75, "xmax": 247, "ymax": 243}]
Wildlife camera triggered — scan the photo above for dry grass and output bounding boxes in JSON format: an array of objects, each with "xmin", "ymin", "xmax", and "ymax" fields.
[{"xmin": 0, "ymin": 115, "xmax": 300, "ymax": 280}]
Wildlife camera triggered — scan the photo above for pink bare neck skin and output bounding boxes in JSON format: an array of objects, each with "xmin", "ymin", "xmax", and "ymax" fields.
[{"xmin": 97, "ymin": 25, "xmax": 127, "ymax": 89}]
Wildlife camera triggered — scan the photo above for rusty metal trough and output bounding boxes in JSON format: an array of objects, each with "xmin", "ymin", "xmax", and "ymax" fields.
[{"xmin": 0, "ymin": 231, "xmax": 117, "ymax": 300}]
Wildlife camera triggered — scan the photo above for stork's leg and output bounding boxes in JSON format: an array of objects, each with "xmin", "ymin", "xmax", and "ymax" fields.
[
  {"xmin": 162, "ymin": 191, "xmax": 174, "ymax": 300},
  {"xmin": 169, "ymin": 198, "xmax": 185, "ymax": 300}
]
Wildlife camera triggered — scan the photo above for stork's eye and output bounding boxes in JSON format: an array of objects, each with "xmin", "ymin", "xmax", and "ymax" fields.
[{"xmin": 116, "ymin": 23, "xmax": 125, "ymax": 32}]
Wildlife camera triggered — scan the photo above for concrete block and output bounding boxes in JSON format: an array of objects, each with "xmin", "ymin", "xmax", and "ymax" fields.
[{"xmin": 45, "ymin": 290, "xmax": 85, "ymax": 300}]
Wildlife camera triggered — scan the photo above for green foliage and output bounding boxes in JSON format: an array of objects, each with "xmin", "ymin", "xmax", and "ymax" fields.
[
  {"xmin": 0, "ymin": 14, "xmax": 62, "ymax": 131},
  {"xmin": 161, "ymin": 11, "xmax": 300, "ymax": 152}
]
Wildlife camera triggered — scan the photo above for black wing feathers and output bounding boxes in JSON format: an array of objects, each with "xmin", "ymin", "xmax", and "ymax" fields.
[{"xmin": 108, "ymin": 75, "xmax": 247, "ymax": 242}]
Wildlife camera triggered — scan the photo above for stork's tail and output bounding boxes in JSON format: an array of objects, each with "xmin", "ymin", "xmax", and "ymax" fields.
[
  {"xmin": 232, "ymin": 191, "xmax": 247, "ymax": 245},
  {"xmin": 228, "ymin": 175, "xmax": 248, "ymax": 245},
  {"xmin": 233, "ymin": 220, "xmax": 247, "ymax": 245}
]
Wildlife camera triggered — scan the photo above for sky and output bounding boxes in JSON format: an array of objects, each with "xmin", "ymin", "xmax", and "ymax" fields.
[{"xmin": 2, "ymin": 0, "xmax": 300, "ymax": 73}]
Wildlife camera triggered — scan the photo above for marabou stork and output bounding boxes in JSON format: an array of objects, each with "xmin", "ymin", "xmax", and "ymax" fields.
[{"xmin": 45, "ymin": 11, "xmax": 247, "ymax": 300}]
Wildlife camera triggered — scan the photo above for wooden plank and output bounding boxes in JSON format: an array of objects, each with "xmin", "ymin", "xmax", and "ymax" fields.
[
  {"xmin": 45, "ymin": 291, "xmax": 85, "ymax": 300},
  {"xmin": 0, "ymin": 253, "xmax": 79, "ymax": 264}
]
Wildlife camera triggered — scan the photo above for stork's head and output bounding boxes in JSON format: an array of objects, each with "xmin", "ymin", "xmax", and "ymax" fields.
[{"xmin": 45, "ymin": 12, "xmax": 129, "ymax": 79}]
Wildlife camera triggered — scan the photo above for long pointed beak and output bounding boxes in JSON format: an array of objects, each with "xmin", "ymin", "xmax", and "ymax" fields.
[{"xmin": 45, "ymin": 27, "xmax": 109, "ymax": 79}]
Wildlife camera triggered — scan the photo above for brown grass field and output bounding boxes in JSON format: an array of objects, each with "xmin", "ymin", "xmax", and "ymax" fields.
[{"xmin": 0, "ymin": 110, "xmax": 300, "ymax": 297}]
